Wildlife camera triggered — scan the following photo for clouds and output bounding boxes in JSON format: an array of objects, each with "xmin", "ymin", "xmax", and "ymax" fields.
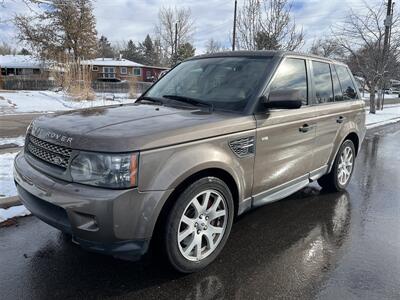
[{"xmin": 0, "ymin": 0, "xmax": 385, "ymax": 54}]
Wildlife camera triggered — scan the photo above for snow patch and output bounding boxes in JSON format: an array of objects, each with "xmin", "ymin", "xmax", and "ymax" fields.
[
  {"xmin": 0, "ymin": 90, "xmax": 136, "ymax": 115},
  {"xmin": 0, "ymin": 136, "xmax": 25, "ymax": 147},
  {"xmin": 366, "ymin": 105, "xmax": 400, "ymax": 127},
  {"xmin": 0, "ymin": 205, "xmax": 31, "ymax": 223},
  {"xmin": 0, "ymin": 152, "xmax": 18, "ymax": 198}
]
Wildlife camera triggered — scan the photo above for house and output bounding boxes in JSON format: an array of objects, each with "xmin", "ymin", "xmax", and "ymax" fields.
[
  {"xmin": 80, "ymin": 57, "xmax": 168, "ymax": 83},
  {"xmin": 0, "ymin": 55, "xmax": 49, "ymax": 78}
]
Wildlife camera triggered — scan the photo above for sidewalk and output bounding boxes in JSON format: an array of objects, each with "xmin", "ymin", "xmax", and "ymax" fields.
[{"xmin": 365, "ymin": 104, "xmax": 400, "ymax": 129}]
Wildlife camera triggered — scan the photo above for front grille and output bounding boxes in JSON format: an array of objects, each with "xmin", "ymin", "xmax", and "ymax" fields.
[{"xmin": 27, "ymin": 134, "xmax": 72, "ymax": 169}]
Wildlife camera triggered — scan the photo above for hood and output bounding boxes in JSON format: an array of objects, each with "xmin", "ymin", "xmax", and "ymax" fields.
[{"xmin": 30, "ymin": 103, "xmax": 256, "ymax": 152}]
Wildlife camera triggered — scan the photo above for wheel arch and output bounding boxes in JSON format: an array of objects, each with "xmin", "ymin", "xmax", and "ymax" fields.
[
  {"xmin": 150, "ymin": 168, "xmax": 240, "ymax": 246},
  {"xmin": 328, "ymin": 131, "xmax": 359, "ymax": 173}
]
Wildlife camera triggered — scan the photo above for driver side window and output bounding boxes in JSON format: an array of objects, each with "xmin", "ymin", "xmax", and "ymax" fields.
[{"xmin": 269, "ymin": 58, "xmax": 308, "ymax": 105}]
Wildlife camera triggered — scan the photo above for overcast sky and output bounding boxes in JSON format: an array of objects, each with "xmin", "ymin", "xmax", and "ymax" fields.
[{"xmin": 0, "ymin": 0, "xmax": 381, "ymax": 54}]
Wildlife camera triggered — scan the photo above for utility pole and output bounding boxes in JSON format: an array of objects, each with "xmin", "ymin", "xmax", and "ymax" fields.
[
  {"xmin": 382, "ymin": 0, "xmax": 394, "ymax": 109},
  {"xmin": 232, "ymin": 0, "xmax": 237, "ymax": 51},
  {"xmin": 174, "ymin": 22, "xmax": 178, "ymax": 64},
  {"xmin": 383, "ymin": 0, "xmax": 393, "ymax": 58}
]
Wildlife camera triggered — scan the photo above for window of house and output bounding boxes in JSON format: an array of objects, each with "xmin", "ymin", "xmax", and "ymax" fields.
[
  {"xmin": 102, "ymin": 67, "xmax": 115, "ymax": 79},
  {"xmin": 269, "ymin": 58, "xmax": 308, "ymax": 105},
  {"xmin": 92, "ymin": 66, "xmax": 98, "ymax": 71},
  {"xmin": 312, "ymin": 61, "xmax": 334, "ymax": 104},
  {"xmin": 146, "ymin": 70, "xmax": 151, "ymax": 78},
  {"xmin": 120, "ymin": 67, "xmax": 127, "ymax": 75},
  {"xmin": 0, "ymin": 68, "xmax": 5, "ymax": 76},
  {"xmin": 133, "ymin": 68, "xmax": 141, "ymax": 76},
  {"xmin": 335, "ymin": 65, "xmax": 358, "ymax": 100},
  {"xmin": 32, "ymin": 69, "xmax": 40, "ymax": 75}
]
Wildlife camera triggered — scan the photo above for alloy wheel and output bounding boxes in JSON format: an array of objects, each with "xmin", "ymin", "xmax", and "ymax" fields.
[
  {"xmin": 177, "ymin": 189, "xmax": 228, "ymax": 261},
  {"xmin": 337, "ymin": 146, "xmax": 354, "ymax": 186}
]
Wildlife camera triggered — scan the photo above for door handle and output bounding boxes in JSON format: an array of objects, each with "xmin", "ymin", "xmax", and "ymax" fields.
[
  {"xmin": 336, "ymin": 116, "xmax": 346, "ymax": 124},
  {"xmin": 299, "ymin": 124, "xmax": 315, "ymax": 133}
]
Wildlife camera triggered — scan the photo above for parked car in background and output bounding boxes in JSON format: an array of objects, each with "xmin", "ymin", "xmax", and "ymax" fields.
[
  {"xmin": 158, "ymin": 69, "xmax": 169, "ymax": 79},
  {"xmin": 14, "ymin": 51, "xmax": 366, "ymax": 273}
]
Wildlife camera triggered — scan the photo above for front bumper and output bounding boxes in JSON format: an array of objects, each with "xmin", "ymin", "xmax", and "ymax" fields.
[{"xmin": 14, "ymin": 150, "xmax": 173, "ymax": 260}]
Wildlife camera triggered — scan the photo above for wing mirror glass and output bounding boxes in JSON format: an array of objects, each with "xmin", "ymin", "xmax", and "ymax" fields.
[{"xmin": 262, "ymin": 89, "xmax": 303, "ymax": 109}]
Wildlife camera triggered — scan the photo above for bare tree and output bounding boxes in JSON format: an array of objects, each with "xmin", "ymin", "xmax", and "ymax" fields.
[
  {"xmin": 237, "ymin": 0, "xmax": 304, "ymax": 51},
  {"xmin": 0, "ymin": 41, "xmax": 17, "ymax": 55},
  {"xmin": 205, "ymin": 38, "xmax": 223, "ymax": 53},
  {"xmin": 14, "ymin": 0, "xmax": 98, "ymax": 61},
  {"xmin": 155, "ymin": 6, "xmax": 195, "ymax": 66},
  {"xmin": 332, "ymin": 2, "xmax": 400, "ymax": 113},
  {"xmin": 309, "ymin": 37, "xmax": 345, "ymax": 60},
  {"xmin": 236, "ymin": 0, "xmax": 261, "ymax": 50}
]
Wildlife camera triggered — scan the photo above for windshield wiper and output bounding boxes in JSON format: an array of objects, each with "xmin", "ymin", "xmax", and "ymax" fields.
[
  {"xmin": 136, "ymin": 96, "xmax": 164, "ymax": 105},
  {"xmin": 162, "ymin": 94, "xmax": 213, "ymax": 111}
]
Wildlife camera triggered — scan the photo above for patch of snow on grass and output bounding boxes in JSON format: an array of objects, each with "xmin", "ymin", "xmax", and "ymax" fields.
[
  {"xmin": 0, "ymin": 152, "xmax": 18, "ymax": 198},
  {"xmin": 366, "ymin": 105, "xmax": 400, "ymax": 128},
  {"xmin": 0, "ymin": 205, "xmax": 31, "ymax": 223},
  {"xmin": 0, "ymin": 136, "xmax": 25, "ymax": 146},
  {"xmin": 0, "ymin": 90, "xmax": 136, "ymax": 115}
]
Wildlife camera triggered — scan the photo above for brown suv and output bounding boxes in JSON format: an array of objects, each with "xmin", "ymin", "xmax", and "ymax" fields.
[{"xmin": 14, "ymin": 51, "xmax": 366, "ymax": 272}]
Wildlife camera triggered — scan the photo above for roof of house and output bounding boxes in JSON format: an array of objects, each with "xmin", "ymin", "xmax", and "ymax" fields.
[
  {"xmin": 0, "ymin": 55, "xmax": 47, "ymax": 69},
  {"xmin": 80, "ymin": 58, "xmax": 144, "ymax": 67}
]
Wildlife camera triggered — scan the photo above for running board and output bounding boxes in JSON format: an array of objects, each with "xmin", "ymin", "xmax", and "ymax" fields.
[{"xmin": 252, "ymin": 177, "xmax": 310, "ymax": 208}]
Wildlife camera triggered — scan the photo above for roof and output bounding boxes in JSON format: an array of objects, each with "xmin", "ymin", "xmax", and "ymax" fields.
[
  {"xmin": 80, "ymin": 58, "xmax": 144, "ymax": 67},
  {"xmin": 0, "ymin": 55, "xmax": 47, "ymax": 69},
  {"xmin": 189, "ymin": 50, "xmax": 345, "ymax": 65}
]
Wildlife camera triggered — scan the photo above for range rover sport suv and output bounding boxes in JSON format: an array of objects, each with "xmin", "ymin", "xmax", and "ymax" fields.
[{"xmin": 14, "ymin": 51, "xmax": 366, "ymax": 273}]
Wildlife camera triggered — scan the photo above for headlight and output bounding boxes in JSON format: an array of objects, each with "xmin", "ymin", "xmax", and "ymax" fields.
[{"xmin": 70, "ymin": 151, "xmax": 138, "ymax": 188}]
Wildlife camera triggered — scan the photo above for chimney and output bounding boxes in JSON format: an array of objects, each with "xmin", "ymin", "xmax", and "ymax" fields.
[{"xmin": 119, "ymin": 53, "xmax": 123, "ymax": 60}]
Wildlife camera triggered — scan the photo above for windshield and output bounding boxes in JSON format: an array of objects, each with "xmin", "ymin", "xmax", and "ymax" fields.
[{"xmin": 145, "ymin": 56, "xmax": 272, "ymax": 112}]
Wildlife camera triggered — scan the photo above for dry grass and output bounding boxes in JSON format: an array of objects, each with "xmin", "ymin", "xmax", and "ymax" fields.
[
  {"xmin": 128, "ymin": 77, "xmax": 138, "ymax": 99},
  {"xmin": 51, "ymin": 57, "xmax": 95, "ymax": 101}
]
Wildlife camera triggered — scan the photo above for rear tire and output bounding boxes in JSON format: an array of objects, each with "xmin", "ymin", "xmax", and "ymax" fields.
[
  {"xmin": 318, "ymin": 140, "xmax": 355, "ymax": 192},
  {"xmin": 163, "ymin": 177, "xmax": 234, "ymax": 273}
]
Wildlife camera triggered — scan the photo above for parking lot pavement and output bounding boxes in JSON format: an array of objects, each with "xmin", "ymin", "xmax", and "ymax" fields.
[{"xmin": 1, "ymin": 124, "xmax": 400, "ymax": 300}]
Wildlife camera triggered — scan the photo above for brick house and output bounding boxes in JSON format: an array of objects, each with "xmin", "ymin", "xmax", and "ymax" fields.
[
  {"xmin": 0, "ymin": 55, "xmax": 49, "ymax": 79},
  {"xmin": 80, "ymin": 57, "xmax": 168, "ymax": 83}
]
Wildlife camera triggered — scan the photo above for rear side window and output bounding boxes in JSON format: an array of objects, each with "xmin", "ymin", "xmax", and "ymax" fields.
[
  {"xmin": 331, "ymin": 66, "xmax": 343, "ymax": 101},
  {"xmin": 335, "ymin": 65, "xmax": 358, "ymax": 100},
  {"xmin": 312, "ymin": 61, "xmax": 333, "ymax": 103},
  {"xmin": 269, "ymin": 58, "xmax": 308, "ymax": 105}
]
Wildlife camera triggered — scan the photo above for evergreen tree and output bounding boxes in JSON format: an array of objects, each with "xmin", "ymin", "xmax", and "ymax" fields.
[
  {"xmin": 177, "ymin": 42, "xmax": 195, "ymax": 62},
  {"xmin": 121, "ymin": 40, "xmax": 144, "ymax": 63},
  {"xmin": 18, "ymin": 48, "xmax": 31, "ymax": 55},
  {"xmin": 140, "ymin": 34, "xmax": 157, "ymax": 65},
  {"xmin": 97, "ymin": 35, "xmax": 115, "ymax": 58}
]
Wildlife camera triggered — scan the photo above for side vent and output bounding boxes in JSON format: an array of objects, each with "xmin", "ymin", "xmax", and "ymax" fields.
[{"xmin": 229, "ymin": 136, "xmax": 255, "ymax": 158}]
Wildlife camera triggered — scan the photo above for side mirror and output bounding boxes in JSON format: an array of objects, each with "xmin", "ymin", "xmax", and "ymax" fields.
[{"xmin": 262, "ymin": 89, "xmax": 303, "ymax": 109}]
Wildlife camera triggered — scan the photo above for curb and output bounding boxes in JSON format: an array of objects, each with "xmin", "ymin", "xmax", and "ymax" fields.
[
  {"xmin": 366, "ymin": 117, "xmax": 400, "ymax": 130},
  {"xmin": 0, "ymin": 196, "xmax": 21, "ymax": 209}
]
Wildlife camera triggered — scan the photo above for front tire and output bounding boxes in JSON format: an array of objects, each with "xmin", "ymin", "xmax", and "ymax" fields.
[
  {"xmin": 318, "ymin": 140, "xmax": 356, "ymax": 192},
  {"xmin": 163, "ymin": 177, "xmax": 234, "ymax": 273}
]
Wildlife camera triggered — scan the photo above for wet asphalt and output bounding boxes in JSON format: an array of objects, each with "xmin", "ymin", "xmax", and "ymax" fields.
[{"xmin": 1, "ymin": 124, "xmax": 400, "ymax": 300}]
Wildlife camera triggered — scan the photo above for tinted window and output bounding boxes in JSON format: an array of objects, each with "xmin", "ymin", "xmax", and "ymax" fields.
[
  {"xmin": 312, "ymin": 61, "xmax": 333, "ymax": 103},
  {"xmin": 335, "ymin": 65, "xmax": 358, "ymax": 100},
  {"xmin": 269, "ymin": 58, "xmax": 308, "ymax": 105},
  {"xmin": 146, "ymin": 57, "xmax": 272, "ymax": 112},
  {"xmin": 331, "ymin": 66, "xmax": 343, "ymax": 101}
]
